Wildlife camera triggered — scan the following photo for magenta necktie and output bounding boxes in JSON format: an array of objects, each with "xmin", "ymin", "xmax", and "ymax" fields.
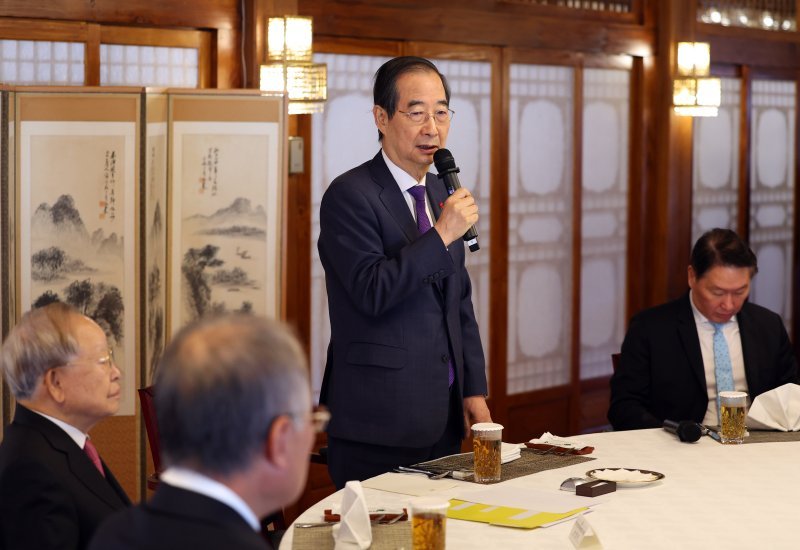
[
  {"xmin": 84, "ymin": 439, "xmax": 105, "ymax": 477},
  {"xmin": 407, "ymin": 185, "xmax": 455, "ymax": 387}
]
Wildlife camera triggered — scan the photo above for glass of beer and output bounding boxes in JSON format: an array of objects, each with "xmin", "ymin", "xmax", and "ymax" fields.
[
  {"xmin": 471, "ymin": 422, "xmax": 503, "ymax": 483},
  {"xmin": 410, "ymin": 497, "xmax": 449, "ymax": 550},
  {"xmin": 719, "ymin": 391, "xmax": 748, "ymax": 444}
]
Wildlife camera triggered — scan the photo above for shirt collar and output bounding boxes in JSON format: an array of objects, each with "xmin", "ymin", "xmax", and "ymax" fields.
[
  {"xmin": 381, "ymin": 149, "xmax": 427, "ymax": 193},
  {"xmin": 160, "ymin": 467, "xmax": 261, "ymax": 531},
  {"xmin": 31, "ymin": 409, "xmax": 87, "ymax": 449}
]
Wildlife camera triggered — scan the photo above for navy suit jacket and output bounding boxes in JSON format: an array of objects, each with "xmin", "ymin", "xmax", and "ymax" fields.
[
  {"xmin": 318, "ymin": 152, "xmax": 487, "ymax": 447},
  {"xmin": 0, "ymin": 404, "xmax": 131, "ymax": 550},
  {"xmin": 609, "ymin": 293, "xmax": 799, "ymax": 430},
  {"xmin": 89, "ymin": 483, "xmax": 271, "ymax": 550}
]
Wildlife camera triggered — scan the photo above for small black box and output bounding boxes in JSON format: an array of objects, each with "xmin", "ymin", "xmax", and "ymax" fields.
[{"xmin": 576, "ymin": 479, "xmax": 616, "ymax": 497}]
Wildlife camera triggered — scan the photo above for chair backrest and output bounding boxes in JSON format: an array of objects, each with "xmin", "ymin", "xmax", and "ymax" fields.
[
  {"xmin": 611, "ymin": 353, "xmax": 621, "ymax": 372},
  {"xmin": 137, "ymin": 386, "xmax": 162, "ymax": 474}
]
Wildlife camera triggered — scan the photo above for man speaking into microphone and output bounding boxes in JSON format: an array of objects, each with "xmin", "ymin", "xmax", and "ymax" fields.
[{"xmin": 318, "ymin": 56, "xmax": 491, "ymax": 488}]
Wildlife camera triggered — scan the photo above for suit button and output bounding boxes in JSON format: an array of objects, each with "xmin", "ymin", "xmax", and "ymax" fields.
[
  {"xmin": 423, "ymin": 277, "xmax": 430, "ymax": 284},
  {"xmin": 441, "ymin": 354, "xmax": 449, "ymax": 363}
]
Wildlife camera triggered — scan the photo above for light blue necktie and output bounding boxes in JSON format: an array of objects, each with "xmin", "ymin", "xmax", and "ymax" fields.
[{"xmin": 712, "ymin": 322, "xmax": 735, "ymax": 422}]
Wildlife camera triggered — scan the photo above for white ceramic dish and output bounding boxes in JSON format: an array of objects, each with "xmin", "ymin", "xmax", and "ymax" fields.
[{"xmin": 585, "ymin": 467, "xmax": 665, "ymax": 487}]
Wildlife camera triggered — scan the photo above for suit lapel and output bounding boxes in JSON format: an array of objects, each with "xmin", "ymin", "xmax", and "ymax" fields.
[
  {"xmin": 736, "ymin": 303, "xmax": 761, "ymax": 392},
  {"xmin": 677, "ymin": 294, "xmax": 707, "ymax": 392},
  {"xmin": 16, "ymin": 405, "xmax": 129, "ymax": 508},
  {"xmin": 369, "ymin": 152, "xmax": 418, "ymax": 243}
]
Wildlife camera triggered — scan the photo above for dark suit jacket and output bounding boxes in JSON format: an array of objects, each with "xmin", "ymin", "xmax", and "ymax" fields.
[
  {"xmin": 88, "ymin": 483, "xmax": 271, "ymax": 550},
  {"xmin": 0, "ymin": 404, "xmax": 131, "ymax": 550},
  {"xmin": 318, "ymin": 152, "xmax": 487, "ymax": 447},
  {"xmin": 609, "ymin": 293, "xmax": 799, "ymax": 430}
]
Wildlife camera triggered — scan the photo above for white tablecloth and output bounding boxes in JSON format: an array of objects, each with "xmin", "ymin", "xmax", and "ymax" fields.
[{"xmin": 282, "ymin": 428, "xmax": 800, "ymax": 549}]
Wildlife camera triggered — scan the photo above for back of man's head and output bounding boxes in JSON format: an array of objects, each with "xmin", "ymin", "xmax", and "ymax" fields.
[
  {"xmin": 1, "ymin": 302, "xmax": 82, "ymax": 400},
  {"xmin": 690, "ymin": 228, "xmax": 758, "ymax": 279},
  {"xmin": 154, "ymin": 313, "xmax": 310, "ymax": 477}
]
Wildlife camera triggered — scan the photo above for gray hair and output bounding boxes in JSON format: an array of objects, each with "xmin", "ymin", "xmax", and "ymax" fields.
[
  {"xmin": 155, "ymin": 313, "xmax": 310, "ymax": 475},
  {"xmin": 1, "ymin": 302, "xmax": 83, "ymax": 399}
]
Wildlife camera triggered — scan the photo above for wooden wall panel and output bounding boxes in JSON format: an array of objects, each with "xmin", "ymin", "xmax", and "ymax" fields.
[
  {"xmin": 0, "ymin": 3, "xmax": 240, "ymax": 88},
  {"xmin": 0, "ymin": 0, "xmax": 239, "ymax": 30},
  {"xmin": 506, "ymin": 388, "xmax": 571, "ymax": 443},
  {"xmin": 302, "ymin": 0, "xmax": 654, "ymax": 57}
]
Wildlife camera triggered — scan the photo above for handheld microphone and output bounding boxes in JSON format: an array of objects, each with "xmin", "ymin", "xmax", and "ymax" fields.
[
  {"xmin": 433, "ymin": 148, "xmax": 480, "ymax": 252},
  {"xmin": 663, "ymin": 419, "xmax": 703, "ymax": 443}
]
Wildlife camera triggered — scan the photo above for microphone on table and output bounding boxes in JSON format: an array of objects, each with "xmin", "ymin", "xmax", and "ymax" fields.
[
  {"xmin": 663, "ymin": 419, "xmax": 703, "ymax": 443},
  {"xmin": 433, "ymin": 148, "xmax": 480, "ymax": 252}
]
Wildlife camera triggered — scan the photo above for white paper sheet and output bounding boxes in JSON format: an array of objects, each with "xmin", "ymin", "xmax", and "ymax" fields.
[{"xmin": 362, "ymin": 473, "xmax": 462, "ymax": 496}]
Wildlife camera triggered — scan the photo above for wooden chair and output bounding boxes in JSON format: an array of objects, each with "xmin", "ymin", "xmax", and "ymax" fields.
[
  {"xmin": 137, "ymin": 386, "xmax": 162, "ymax": 491},
  {"xmin": 310, "ymin": 446, "xmax": 328, "ymax": 465}
]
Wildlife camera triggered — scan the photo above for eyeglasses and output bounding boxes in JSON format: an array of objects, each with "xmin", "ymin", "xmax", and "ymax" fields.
[
  {"xmin": 287, "ymin": 405, "xmax": 330, "ymax": 434},
  {"xmin": 396, "ymin": 108, "xmax": 455, "ymax": 125},
  {"xmin": 311, "ymin": 405, "xmax": 331, "ymax": 433},
  {"xmin": 62, "ymin": 348, "xmax": 117, "ymax": 371}
]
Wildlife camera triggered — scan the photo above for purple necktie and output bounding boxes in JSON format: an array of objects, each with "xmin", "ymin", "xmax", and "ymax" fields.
[
  {"xmin": 407, "ymin": 185, "xmax": 455, "ymax": 387},
  {"xmin": 84, "ymin": 439, "xmax": 105, "ymax": 478},
  {"xmin": 407, "ymin": 185, "xmax": 432, "ymax": 235}
]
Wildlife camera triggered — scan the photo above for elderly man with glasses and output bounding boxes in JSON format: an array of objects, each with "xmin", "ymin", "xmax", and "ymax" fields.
[
  {"xmin": 0, "ymin": 302, "xmax": 130, "ymax": 550},
  {"xmin": 318, "ymin": 55, "xmax": 492, "ymax": 489},
  {"xmin": 90, "ymin": 313, "xmax": 323, "ymax": 550}
]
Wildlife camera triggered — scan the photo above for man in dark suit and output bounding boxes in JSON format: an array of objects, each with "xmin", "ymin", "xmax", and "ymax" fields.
[
  {"xmin": 90, "ymin": 314, "xmax": 321, "ymax": 550},
  {"xmin": 318, "ymin": 56, "xmax": 491, "ymax": 488},
  {"xmin": 609, "ymin": 228, "xmax": 799, "ymax": 430},
  {"xmin": 0, "ymin": 302, "xmax": 130, "ymax": 550}
]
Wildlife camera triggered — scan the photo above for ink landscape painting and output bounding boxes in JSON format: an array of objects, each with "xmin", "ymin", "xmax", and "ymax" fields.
[
  {"xmin": 171, "ymin": 121, "xmax": 281, "ymax": 330},
  {"xmin": 21, "ymin": 122, "xmax": 136, "ymax": 414}
]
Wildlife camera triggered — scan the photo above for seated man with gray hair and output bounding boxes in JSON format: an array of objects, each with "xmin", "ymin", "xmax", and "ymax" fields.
[
  {"xmin": 90, "ymin": 314, "xmax": 324, "ymax": 550},
  {"xmin": 0, "ymin": 302, "xmax": 130, "ymax": 550}
]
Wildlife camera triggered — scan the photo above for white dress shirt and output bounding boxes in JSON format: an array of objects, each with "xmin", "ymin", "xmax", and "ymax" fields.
[
  {"xmin": 381, "ymin": 149, "xmax": 434, "ymax": 225},
  {"xmin": 33, "ymin": 409, "xmax": 88, "ymax": 449},
  {"xmin": 689, "ymin": 291, "xmax": 749, "ymax": 425}
]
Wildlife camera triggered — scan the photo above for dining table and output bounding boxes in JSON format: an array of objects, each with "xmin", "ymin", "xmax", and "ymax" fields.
[{"xmin": 281, "ymin": 427, "xmax": 800, "ymax": 549}]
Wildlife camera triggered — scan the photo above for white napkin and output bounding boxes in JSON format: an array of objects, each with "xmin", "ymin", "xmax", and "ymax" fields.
[
  {"xmin": 332, "ymin": 480, "xmax": 372, "ymax": 550},
  {"xmin": 746, "ymin": 383, "xmax": 800, "ymax": 431},
  {"xmin": 501, "ymin": 442, "xmax": 522, "ymax": 463},
  {"xmin": 529, "ymin": 432, "xmax": 591, "ymax": 451}
]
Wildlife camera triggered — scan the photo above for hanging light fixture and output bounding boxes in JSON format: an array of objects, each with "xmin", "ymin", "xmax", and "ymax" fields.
[
  {"xmin": 673, "ymin": 41, "xmax": 720, "ymax": 117},
  {"xmin": 260, "ymin": 15, "xmax": 327, "ymax": 115}
]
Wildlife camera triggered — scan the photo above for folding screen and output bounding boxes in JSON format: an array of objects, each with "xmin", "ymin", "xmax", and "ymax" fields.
[
  {"xmin": 0, "ymin": 87, "xmax": 11, "ymax": 425},
  {"xmin": 15, "ymin": 88, "xmax": 141, "ymax": 416},
  {"xmin": 166, "ymin": 91, "xmax": 286, "ymax": 335},
  {"xmin": 143, "ymin": 90, "xmax": 168, "ymax": 383}
]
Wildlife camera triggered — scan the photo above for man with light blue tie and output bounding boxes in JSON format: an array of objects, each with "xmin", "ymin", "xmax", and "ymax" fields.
[{"xmin": 609, "ymin": 228, "xmax": 799, "ymax": 430}]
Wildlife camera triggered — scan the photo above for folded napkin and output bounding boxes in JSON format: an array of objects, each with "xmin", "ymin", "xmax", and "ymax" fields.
[
  {"xmin": 332, "ymin": 480, "xmax": 372, "ymax": 550},
  {"xmin": 747, "ymin": 383, "xmax": 800, "ymax": 431},
  {"xmin": 501, "ymin": 442, "xmax": 522, "ymax": 464},
  {"xmin": 526, "ymin": 432, "xmax": 594, "ymax": 454}
]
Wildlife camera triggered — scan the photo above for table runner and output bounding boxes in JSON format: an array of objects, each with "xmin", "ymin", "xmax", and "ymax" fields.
[
  {"xmin": 413, "ymin": 448, "xmax": 596, "ymax": 483},
  {"xmin": 292, "ymin": 522, "xmax": 411, "ymax": 549},
  {"xmin": 743, "ymin": 430, "xmax": 800, "ymax": 444}
]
